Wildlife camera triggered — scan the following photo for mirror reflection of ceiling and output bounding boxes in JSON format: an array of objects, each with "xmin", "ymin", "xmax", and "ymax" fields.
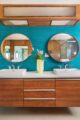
[
  {"xmin": 48, "ymin": 33, "xmax": 79, "ymax": 62},
  {"xmin": 1, "ymin": 33, "xmax": 32, "ymax": 62}
]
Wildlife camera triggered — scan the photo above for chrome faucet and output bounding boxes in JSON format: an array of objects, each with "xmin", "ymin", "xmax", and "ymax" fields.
[
  {"xmin": 8, "ymin": 65, "xmax": 15, "ymax": 69},
  {"xmin": 17, "ymin": 65, "xmax": 20, "ymax": 69},
  {"xmin": 65, "ymin": 64, "xmax": 69, "ymax": 69},
  {"xmin": 58, "ymin": 65, "xmax": 62, "ymax": 69},
  {"xmin": 8, "ymin": 65, "xmax": 12, "ymax": 69},
  {"xmin": 8, "ymin": 65, "xmax": 20, "ymax": 69},
  {"xmin": 12, "ymin": 64, "xmax": 15, "ymax": 69}
]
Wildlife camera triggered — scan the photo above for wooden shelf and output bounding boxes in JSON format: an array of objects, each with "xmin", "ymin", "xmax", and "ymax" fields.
[{"xmin": 0, "ymin": 4, "xmax": 80, "ymax": 26}]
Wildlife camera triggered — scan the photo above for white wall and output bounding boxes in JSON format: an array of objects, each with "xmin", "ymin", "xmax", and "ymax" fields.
[{"xmin": 0, "ymin": 0, "xmax": 80, "ymax": 4}]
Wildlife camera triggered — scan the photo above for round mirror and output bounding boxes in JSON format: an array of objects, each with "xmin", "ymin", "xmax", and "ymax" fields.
[
  {"xmin": 48, "ymin": 33, "xmax": 79, "ymax": 62},
  {"xmin": 1, "ymin": 33, "xmax": 32, "ymax": 62}
]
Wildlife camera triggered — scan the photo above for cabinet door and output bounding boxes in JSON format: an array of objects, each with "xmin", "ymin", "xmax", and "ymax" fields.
[
  {"xmin": 24, "ymin": 79, "xmax": 56, "ymax": 107},
  {"xmin": 56, "ymin": 80, "xmax": 80, "ymax": 107},
  {"xmin": 24, "ymin": 79, "xmax": 56, "ymax": 89},
  {"xmin": 0, "ymin": 79, "xmax": 23, "ymax": 107}
]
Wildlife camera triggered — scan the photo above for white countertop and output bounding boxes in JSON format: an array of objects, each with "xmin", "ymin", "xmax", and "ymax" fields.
[{"xmin": 0, "ymin": 71, "xmax": 80, "ymax": 79}]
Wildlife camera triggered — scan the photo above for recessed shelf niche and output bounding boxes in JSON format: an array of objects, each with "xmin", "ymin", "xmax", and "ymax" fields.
[{"xmin": 4, "ymin": 6, "xmax": 76, "ymax": 17}]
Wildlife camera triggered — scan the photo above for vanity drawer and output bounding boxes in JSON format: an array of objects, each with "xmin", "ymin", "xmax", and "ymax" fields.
[
  {"xmin": 24, "ymin": 79, "xmax": 56, "ymax": 89},
  {"xmin": 56, "ymin": 89, "xmax": 80, "ymax": 98},
  {"xmin": 0, "ymin": 79, "xmax": 23, "ymax": 90},
  {"xmin": 24, "ymin": 99, "xmax": 56, "ymax": 107},
  {"xmin": 24, "ymin": 91, "xmax": 56, "ymax": 98},
  {"xmin": 0, "ymin": 90, "xmax": 23, "ymax": 100},
  {"xmin": 56, "ymin": 80, "xmax": 80, "ymax": 88}
]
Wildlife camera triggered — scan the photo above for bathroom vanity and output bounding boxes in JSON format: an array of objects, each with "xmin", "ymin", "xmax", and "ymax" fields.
[
  {"xmin": 0, "ymin": 72, "xmax": 80, "ymax": 107},
  {"xmin": 0, "ymin": 30, "xmax": 79, "ymax": 107}
]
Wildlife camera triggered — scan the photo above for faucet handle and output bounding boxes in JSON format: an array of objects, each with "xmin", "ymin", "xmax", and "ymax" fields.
[
  {"xmin": 17, "ymin": 65, "xmax": 20, "ymax": 69},
  {"xmin": 65, "ymin": 64, "xmax": 69, "ymax": 69},
  {"xmin": 8, "ymin": 65, "xmax": 11, "ymax": 69},
  {"xmin": 12, "ymin": 64, "xmax": 15, "ymax": 69}
]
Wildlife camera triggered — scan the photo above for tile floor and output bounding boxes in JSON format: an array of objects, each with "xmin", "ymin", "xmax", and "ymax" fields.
[{"xmin": 0, "ymin": 107, "xmax": 80, "ymax": 120}]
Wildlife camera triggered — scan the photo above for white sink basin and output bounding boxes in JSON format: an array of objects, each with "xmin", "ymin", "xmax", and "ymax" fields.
[
  {"xmin": 0, "ymin": 69, "xmax": 27, "ymax": 76},
  {"xmin": 53, "ymin": 68, "xmax": 80, "ymax": 75}
]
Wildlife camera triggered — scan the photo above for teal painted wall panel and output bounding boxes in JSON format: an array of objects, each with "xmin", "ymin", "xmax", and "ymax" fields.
[{"xmin": 0, "ymin": 24, "xmax": 80, "ymax": 71}]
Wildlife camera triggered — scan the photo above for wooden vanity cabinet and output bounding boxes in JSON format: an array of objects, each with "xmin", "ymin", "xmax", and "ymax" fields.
[
  {"xmin": 24, "ymin": 79, "xmax": 56, "ymax": 107},
  {"xmin": 0, "ymin": 78, "xmax": 80, "ymax": 107},
  {"xmin": 0, "ymin": 79, "xmax": 23, "ymax": 107},
  {"xmin": 56, "ymin": 79, "xmax": 80, "ymax": 107}
]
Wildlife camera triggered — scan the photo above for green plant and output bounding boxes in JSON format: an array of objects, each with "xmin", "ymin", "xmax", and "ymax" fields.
[{"xmin": 32, "ymin": 49, "xmax": 45, "ymax": 60}]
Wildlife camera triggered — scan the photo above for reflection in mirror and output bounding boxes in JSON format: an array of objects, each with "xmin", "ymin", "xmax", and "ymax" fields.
[
  {"xmin": 1, "ymin": 33, "xmax": 32, "ymax": 62},
  {"xmin": 48, "ymin": 33, "xmax": 79, "ymax": 62}
]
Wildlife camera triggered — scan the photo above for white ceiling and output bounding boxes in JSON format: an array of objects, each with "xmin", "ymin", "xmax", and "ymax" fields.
[
  {"xmin": 5, "ymin": 33, "xmax": 29, "ymax": 40},
  {"xmin": 0, "ymin": 0, "xmax": 80, "ymax": 4}
]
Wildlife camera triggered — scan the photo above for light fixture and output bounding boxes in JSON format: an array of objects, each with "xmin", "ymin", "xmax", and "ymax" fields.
[
  {"xmin": 1, "ymin": 20, "xmax": 28, "ymax": 26},
  {"xmin": 51, "ymin": 20, "xmax": 78, "ymax": 26}
]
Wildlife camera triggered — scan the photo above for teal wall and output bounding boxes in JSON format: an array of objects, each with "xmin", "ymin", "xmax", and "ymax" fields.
[{"xmin": 0, "ymin": 23, "xmax": 80, "ymax": 71}]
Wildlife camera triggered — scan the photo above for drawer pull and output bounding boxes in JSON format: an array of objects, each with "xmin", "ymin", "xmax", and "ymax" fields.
[
  {"xmin": 24, "ymin": 98, "xmax": 56, "ymax": 100},
  {"xmin": 24, "ymin": 89, "xmax": 56, "ymax": 92}
]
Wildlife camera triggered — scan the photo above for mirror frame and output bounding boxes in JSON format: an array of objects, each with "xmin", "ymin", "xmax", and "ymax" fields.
[
  {"xmin": 48, "ymin": 33, "xmax": 79, "ymax": 62},
  {"xmin": 0, "ymin": 33, "xmax": 33, "ymax": 63}
]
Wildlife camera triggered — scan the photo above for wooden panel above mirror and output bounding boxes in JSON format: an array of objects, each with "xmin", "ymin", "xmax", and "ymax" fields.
[{"xmin": 0, "ymin": 4, "xmax": 80, "ymax": 26}]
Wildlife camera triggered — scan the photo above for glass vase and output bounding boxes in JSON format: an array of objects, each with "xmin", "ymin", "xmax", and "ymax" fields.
[{"xmin": 37, "ymin": 59, "xmax": 44, "ymax": 74}]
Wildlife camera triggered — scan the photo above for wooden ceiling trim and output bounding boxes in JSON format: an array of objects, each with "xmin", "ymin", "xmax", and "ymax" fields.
[
  {"xmin": 28, "ymin": 20, "xmax": 51, "ymax": 26},
  {"xmin": 1, "ymin": 4, "xmax": 77, "ymax": 7},
  {"xmin": 0, "ymin": 4, "xmax": 80, "ymax": 26}
]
